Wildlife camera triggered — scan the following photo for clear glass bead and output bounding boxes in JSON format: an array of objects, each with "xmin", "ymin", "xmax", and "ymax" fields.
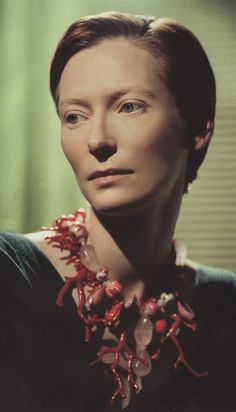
[
  {"xmin": 120, "ymin": 376, "xmax": 131, "ymax": 409},
  {"xmin": 134, "ymin": 314, "xmax": 153, "ymax": 348},
  {"xmin": 132, "ymin": 350, "xmax": 152, "ymax": 377},
  {"xmin": 80, "ymin": 244, "xmax": 101, "ymax": 272}
]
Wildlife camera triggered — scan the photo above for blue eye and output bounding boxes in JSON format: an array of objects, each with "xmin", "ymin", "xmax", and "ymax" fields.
[
  {"xmin": 66, "ymin": 114, "xmax": 82, "ymax": 124},
  {"xmin": 121, "ymin": 102, "xmax": 142, "ymax": 113}
]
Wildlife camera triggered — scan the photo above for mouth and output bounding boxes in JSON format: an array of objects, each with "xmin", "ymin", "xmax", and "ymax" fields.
[{"xmin": 88, "ymin": 168, "xmax": 134, "ymax": 181}]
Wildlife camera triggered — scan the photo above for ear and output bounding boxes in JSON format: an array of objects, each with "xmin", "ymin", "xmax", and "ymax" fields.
[{"xmin": 194, "ymin": 120, "xmax": 214, "ymax": 151}]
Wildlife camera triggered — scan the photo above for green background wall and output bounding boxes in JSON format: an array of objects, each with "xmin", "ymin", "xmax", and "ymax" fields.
[{"xmin": 0, "ymin": 0, "xmax": 235, "ymax": 271}]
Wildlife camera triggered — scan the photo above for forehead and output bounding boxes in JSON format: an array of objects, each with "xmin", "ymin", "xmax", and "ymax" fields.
[{"xmin": 58, "ymin": 38, "xmax": 170, "ymax": 103}]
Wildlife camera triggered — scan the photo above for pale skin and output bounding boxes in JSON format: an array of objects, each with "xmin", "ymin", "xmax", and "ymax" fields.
[{"xmin": 26, "ymin": 38, "xmax": 210, "ymax": 301}]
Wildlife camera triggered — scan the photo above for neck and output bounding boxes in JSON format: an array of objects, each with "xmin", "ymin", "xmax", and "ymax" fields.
[{"xmin": 86, "ymin": 198, "xmax": 182, "ymax": 300}]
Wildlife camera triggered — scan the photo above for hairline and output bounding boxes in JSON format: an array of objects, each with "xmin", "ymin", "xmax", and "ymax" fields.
[{"xmin": 54, "ymin": 34, "xmax": 169, "ymax": 111}]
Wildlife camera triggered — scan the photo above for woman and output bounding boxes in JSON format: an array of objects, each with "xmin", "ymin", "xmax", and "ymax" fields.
[{"xmin": 1, "ymin": 12, "xmax": 236, "ymax": 412}]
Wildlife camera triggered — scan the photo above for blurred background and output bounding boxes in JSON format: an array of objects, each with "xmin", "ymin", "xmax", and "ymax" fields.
[{"xmin": 0, "ymin": 0, "xmax": 235, "ymax": 271}]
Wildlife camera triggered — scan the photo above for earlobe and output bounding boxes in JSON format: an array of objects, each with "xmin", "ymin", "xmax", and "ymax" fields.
[{"xmin": 194, "ymin": 120, "xmax": 214, "ymax": 151}]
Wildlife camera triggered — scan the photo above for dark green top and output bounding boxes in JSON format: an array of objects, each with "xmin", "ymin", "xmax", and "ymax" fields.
[{"xmin": 0, "ymin": 231, "xmax": 236, "ymax": 412}]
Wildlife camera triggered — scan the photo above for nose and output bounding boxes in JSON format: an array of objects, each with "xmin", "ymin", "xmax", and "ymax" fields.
[{"xmin": 88, "ymin": 116, "xmax": 117, "ymax": 162}]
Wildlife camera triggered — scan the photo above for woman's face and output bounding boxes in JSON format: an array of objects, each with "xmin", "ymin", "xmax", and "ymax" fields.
[{"xmin": 58, "ymin": 38, "xmax": 188, "ymax": 215}]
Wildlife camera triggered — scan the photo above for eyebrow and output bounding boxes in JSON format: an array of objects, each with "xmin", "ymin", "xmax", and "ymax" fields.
[{"xmin": 58, "ymin": 87, "xmax": 156, "ymax": 111}]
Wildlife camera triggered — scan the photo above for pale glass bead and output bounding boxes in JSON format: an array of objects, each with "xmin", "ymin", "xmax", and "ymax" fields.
[
  {"xmin": 134, "ymin": 314, "xmax": 153, "ymax": 348},
  {"xmin": 132, "ymin": 350, "xmax": 152, "ymax": 377},
  {"xmin": 120, "ymin": 376, "xmax": 131, "ymax": 409},
  {"xmin": 80, "ymin": 244, "xmax": 101, "ymax": 272}
]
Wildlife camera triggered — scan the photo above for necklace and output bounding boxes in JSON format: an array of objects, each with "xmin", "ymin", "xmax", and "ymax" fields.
[{"xmin": 43, "ymin": 209, "xmax": 208, "ymax": 405}]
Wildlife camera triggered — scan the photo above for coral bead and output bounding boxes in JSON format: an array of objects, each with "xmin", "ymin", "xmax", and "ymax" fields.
[
  {"xmin": 177, "ymin": 301, "xmax": 194, "ymax": 320},
  {"xmin": 105, "ymin": 280, "xmax": 123, "ymax": 297},
  {"xmin": 155, "ymin": 319, "xmax": 167, "ymax": 334},
  {"xmin": 105, "ymin": 302, "xmax": 123, "ymax": 322}
]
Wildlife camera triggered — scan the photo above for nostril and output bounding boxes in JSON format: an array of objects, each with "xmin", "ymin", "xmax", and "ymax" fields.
[{"xmin": 89, "ymin": 145, "xmax": 117, "ymax": 162}]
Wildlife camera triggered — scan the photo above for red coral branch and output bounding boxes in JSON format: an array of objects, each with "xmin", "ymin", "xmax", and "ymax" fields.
[
  {"xmin": 90, "ymin": 332, "xmax": 146, "ymax": 403},
  {"xmin": 55, "ymin": 266, "xmax": 96, "ymax": 341},
  {"xmin": 162, "ymin": 314, "xmax": 208, "ymax": 378}
]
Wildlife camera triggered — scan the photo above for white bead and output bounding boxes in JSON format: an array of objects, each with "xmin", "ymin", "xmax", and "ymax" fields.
[
  {"xmin": 80, "ymin": 244, "xmax": 101, "ymax": 272},
  {"xmin": 132, "ymin": 350, "xmax": 152, "ymax": 377},
  {"xmin": 70, "ymin": 224, "xmax": 83, "ymax": 237},
  {"xmin": 96, "ymin": 270, "xmax": 108, "ymax": 281},
  {"xmin": 134, "ymin": 314, "xmax": 153, "ymax": 348},
  {"xmin": 158, "ymin": 293, "xmax": 174, "ymax": 308}
]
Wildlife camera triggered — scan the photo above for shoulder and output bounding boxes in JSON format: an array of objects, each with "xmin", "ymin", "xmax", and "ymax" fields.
[
  {"xmin": 0, "ymin": 230, "xmax": 37, "ymax": 252},
  {"xmin": 25, "ymin": 231, "xmax": 77, "ymax": 279},
  {"xmin": 0, "ymin": 230, "xmax": 43, "ymax": 273},
  {"xmin": 195, "ymin": 262, "xmax": 236, "ymax": 288},
  {"xmin": 0, "ymin": 230, "xmax": 76, "ymax": 289},
  {"xmin": 191, "ymin": 260, "xmax": 236, "ymax": 305},
  {"xmin": 0, "ymin": 230, "xmax": 58, "ymax": 291},
  {"xmin": 189, "ymin": 261, "xmax": 236, "ymax": 320},
  {"xmin": 190, "ymin": 263, "xmax": 236, "ymax": 403}
]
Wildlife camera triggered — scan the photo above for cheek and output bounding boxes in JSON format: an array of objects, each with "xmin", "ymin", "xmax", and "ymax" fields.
[
  {"xmin": 61, "ymin": 130, "xmax": 81, "ymax": 171},
  {"xmin": 127, "ymin": 119, "xmax": 183, "ymax": 163},
  {"xmin": 126, "ymin": 118, "xmax": 187, "ymax": 188}
]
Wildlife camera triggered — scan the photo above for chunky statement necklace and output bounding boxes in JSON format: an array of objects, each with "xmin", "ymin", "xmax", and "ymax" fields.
[{"xmin": 44, "ymin": 209, "xmax": 208, "ymax": 405}]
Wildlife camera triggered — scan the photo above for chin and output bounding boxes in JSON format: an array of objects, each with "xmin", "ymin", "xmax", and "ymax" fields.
[
  {"xmin": 84, "ymin": 188, "xmax": 162, "ymax": 218},
  {"xmin": 89, "ymin": 198, "xmax": 135, "ymax": 217}
]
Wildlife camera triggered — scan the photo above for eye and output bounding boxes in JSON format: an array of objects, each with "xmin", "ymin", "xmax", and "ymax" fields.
[
  {"xmin": 65, "ymin": 113, "xmax": 85, "ymax": 124},
  {"xmin": 63, "ymin": 112, "xmax": 88, "ymax": 128},
  {"xmin": 120, "ymin": 102, "xmax": 144, "ymax": 114}
]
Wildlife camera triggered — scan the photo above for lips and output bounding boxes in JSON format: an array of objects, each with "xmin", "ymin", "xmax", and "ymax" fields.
[{"xmin": 88, "ymin": 168, "xmax": 133, "ymax": 181}]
